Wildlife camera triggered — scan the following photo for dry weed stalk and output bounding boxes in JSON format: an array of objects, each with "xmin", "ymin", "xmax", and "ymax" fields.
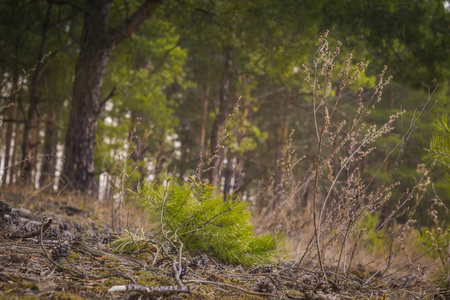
[{"xmin": 254, "ymin": 32, "xmax": 437, "ymax": 285}]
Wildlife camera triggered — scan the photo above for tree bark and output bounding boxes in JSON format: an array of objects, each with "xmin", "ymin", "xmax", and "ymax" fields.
[
  {"xmin": 209, "ymin": 47, "xmax": 233, "ymax": 186},
  {"xmin": 223, "ymin": 149, "xmax": 233, "ymax": 198},
  {"xmin": 63, "ymin": 0, "xmax": 161, "ymax": 192},
  {"xmin": 20, "ymin": 2, "xmax": 53, "ymax": 184},
  {"xmin": 10, "ymin": 107, "xmax": 22, "ymax": 184},
  {"xmin": 40, "ymin": 110, "xmax": 57, "ymax": 187},
  {"xmin": 273, "ymin": 94, "xmax": 289, "ymax": 210},
  {"xmin": 198, "ymin": 64, "xmax": 210, "ymax": 161},
  {"xmin": 2, "ymin": 100, "xmax": 16, "ymax": 185},
  {"xmin": 4, "ymin": 43, "xmax": 22, "ymax": 185}
]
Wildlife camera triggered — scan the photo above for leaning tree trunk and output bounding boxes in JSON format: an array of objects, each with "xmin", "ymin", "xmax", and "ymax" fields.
[{"xmin": 63, "ymin": 0, "xmax": 161, "ymax": 192}]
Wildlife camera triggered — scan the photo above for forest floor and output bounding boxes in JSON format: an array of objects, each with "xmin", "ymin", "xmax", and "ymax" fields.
[{"xmin": 0, "ymin": 187, "xmax": 444, "ymax": 299}]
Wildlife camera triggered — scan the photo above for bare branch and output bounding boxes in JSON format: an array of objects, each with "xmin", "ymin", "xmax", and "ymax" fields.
[{"xmin": 111, "ymin": 0, "xmax": 162, "ymax": 45}]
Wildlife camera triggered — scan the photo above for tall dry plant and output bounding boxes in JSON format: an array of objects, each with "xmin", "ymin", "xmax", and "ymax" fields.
[{"xmin": 255, "ymin": 32, "xmax": 435, "ymax": 281}]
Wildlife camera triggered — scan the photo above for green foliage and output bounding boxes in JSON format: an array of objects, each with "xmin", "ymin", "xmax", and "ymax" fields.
[
  {"xmin": 357, "ymin": 213, "xmax": 387, "ymax": 253},
  {"xmin": 323, "ymin": 0, "xmax": 450, "ymax": 86},
  {"xmin": 134, "ymin": 177, "xmax": 282, "ymax": 266},
  {"xmin": 111, "ymin": 230, "xmax": 157, "ymax": 260},
  {"xmin": 415, "ymin": 226, "xmax": 450, "ymax": 285},
  {"xmin": 426, "ymin": 115, "xmax": 450, "ymax": 177}
]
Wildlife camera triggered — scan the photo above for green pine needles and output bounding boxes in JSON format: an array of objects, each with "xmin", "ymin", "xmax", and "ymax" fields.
[
  {"xmin": 426, "ymin": 115, "xmax": 450, "ymax": 176},
  {"xmin": 415, "ymin": 226, "xmax": 450, "ymax": 287},
  {"xmin": 134, "ymin": 177, "xmax": 282, "ymax": 266}
]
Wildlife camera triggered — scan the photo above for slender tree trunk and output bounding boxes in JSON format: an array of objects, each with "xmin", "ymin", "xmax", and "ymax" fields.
[
  {"xmin": 223, "ymin": 89, "xmax": 241, "ymax": 198},
  {"xmin": 0, "ymin": 65, "xmax": 3, "ymax": 95},
  {"xmin": 2, "ymin": 102, "xmax": 16, "ymax": 185},
  {"xmin": 63, "ymin": 0, "xmax": 161, "ymax": 192},
  {"xmin": 178, "ymin": 117, "xmax": 191, "ymax": 182},
  {"xmin": 21, "ymin": 2, "xmax": 52, "ymax": 184},
  {"xmin": 178, "ymin": 136, "xmax": 188, "ymax": 181},
  {"xmin": 40, "ymin": 110, "xmax": 56, "ymax": 187},
  {"xmin": 153, "ymin": 139, "xmax": 164, "ymax": 182},
  {"xmin": 178, "ymin": 93, "xmax": 195, "ymax": 181},
  {"xmin": 198, "ymin": 64, "xmax": 210, "ymax": 161},
  {"xmin": 6, "ymin": 38, "xmax": 23, "ymax": 185},
  {"xmin": 0, "ymin": 67, "xmax": 4, "ymax": 183},
  {"xmin": 10, "ymin": 107, "xmax": 22, "ymax": 184},
  {"xmin": 273, "ymin": 94, "xmax": 289, "ymax": 210},
  {"xmin": 223, "ymin": 149, "xmax": 233, "ymax": 198},
  {"xmin": 209, "ymin": 47, "xmax": 233, "ymax": 186}
]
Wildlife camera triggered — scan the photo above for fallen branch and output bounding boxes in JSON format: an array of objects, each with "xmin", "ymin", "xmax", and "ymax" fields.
[{"xmin": 108, "ymin": 284, "xmax": 192, "ymax": 294}]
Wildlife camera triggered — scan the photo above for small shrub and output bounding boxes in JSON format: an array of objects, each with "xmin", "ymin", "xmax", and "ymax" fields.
[
  {"xmin": 133, "ymin": 177, "xmax": 282, "ymax": 266},
  {"xmin": 415, "ymin": 225, "xmax": 449, "ymax": 288}
]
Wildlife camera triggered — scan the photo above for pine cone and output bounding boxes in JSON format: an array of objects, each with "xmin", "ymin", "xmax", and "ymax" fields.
[
  {"xmin": 189, "ymin": 254, "xmax": 210, "ymax": 269},
  {"xmin": 51, "ymin": 242, "xmax": 71, "ymax": 260},
  {"xmin": 261, "ymin": 266, "xmax": 273, "ymax": 273},
  {"xmin": 254, "ymin": 278, "xmax": 276, "ymax": 294},
  {"xmin": 44, "ymin": 227, "xmax": 60, "ymax": 240},
  {"xmin": 268, "ymin": 274, "xmax": 283, "ymax": 290},
  {"xmin": 249, "ymin": 265, "xmax": 273, "ymax": 274}
]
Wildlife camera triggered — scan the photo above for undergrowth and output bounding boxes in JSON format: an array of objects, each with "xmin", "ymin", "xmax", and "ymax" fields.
[
  {"xmin": 415, "ymin": 225, "xmax": 450, "ymax": 289},
  {"xmin": 108, "ymin": 32, "xmax": 447, "ymax": 297},
  {"xmin": 122, "ymin": 177, "xmax": 282, "ymax": 266}
]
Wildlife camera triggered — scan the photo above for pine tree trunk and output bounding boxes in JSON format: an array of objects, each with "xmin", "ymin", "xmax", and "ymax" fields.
[
  {"xmin": 40, "ymin": 110, "xmax": 56, "ymax": 187},
  {"xmin": 2, "ymin": 103, "xmax": 15, "ymax": 185},
  {"xmin": 63, "ymin": 0, "xmax": 161, "ymax": 192},
  {"xmin": 4, "ymin": 56, "xmax": 21, "ymax": 185},
  {"xmin": 63, "ymin": 0, "xmax": 114, "ymax": 192},
  {"xmin": 198, "ymin": 64, "xmax": 210, "ymax": 162},
  {"xmin": 21, "ymin": 2, "xmax": 52, "ymax": 184},
  {"xmin": 10, "ymin": 107, "xmax": 22, "ymax": 184},
  {"xmin": 153, "ymin": 139, "xmax": 164, "ymax": 183},
  {"xmin": 223, "ymin": 149, "xmax": 233, "ymax": 198},
  {"xmin": 209, "ymin": 47, "xmax": 233, "ymax": 186},
  {"xmin": 273, "ymin": 95, "xmax": 289, "ymax": 210}
]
